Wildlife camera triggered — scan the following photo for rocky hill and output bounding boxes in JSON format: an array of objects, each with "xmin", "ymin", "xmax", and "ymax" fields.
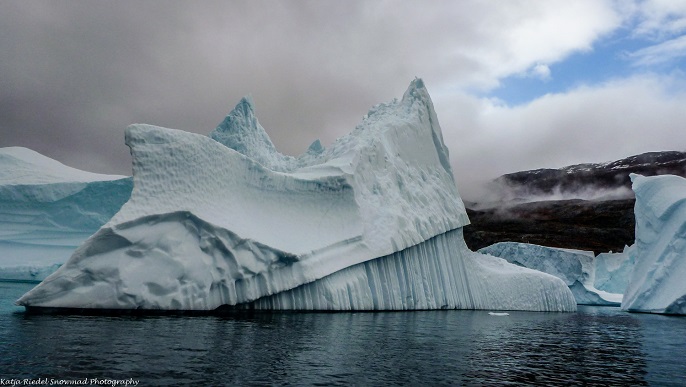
[
  {"xmin": 491, "ymin": 151, "xmax": 686, "ymax": 202},
  {"xmin": 464, "ymin": 151, "xmax": 686, "ymax": 254}
]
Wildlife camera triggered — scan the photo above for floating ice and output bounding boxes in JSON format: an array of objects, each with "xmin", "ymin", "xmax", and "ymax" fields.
[
  {"xmin": 622, "ymin": 174, "xmax": 686, "ymax": 315},
  {"xmin": 479, "ymin": 242, "xmax": 623, "ymax": 306},
  {"xmin": 0, "ymin": 147, "xmax": 131, "ymax": 282},
  {"xmin": 18, "ymin": 80, "xmax": 575, "ymax": 312}
]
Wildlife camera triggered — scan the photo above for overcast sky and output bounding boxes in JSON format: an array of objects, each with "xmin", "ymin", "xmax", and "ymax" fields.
[{"xmin": 2, "ymin": 0, "xmax": 685, "ymax": 200}]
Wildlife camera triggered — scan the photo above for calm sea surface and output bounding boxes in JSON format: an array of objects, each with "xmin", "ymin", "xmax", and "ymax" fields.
[{"xmin": 1, "ymin": 281, "xmax": 685, "ymax": 386}]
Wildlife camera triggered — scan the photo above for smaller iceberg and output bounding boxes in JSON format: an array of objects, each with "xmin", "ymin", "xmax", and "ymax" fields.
[
  {"xmin": 479, "ymin": 242, "xmax": 623, "ymax": 305},
  {"xmin": 622, "ymin": 174, "xmax": 686, "ymax": 315},
  {"xmin": 0, "ymin": 147, "xmax": 132, "ymax": 282}
]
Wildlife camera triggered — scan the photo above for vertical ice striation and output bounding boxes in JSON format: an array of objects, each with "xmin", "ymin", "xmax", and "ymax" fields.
[
  {"xmin": 622, "ymin": 174, "xmax": 686, "ymax": 314},
  {"xmin": 236, "ymin": 229, "xmax": 576, "ymax": 311},
  {"xmin": 17, "ymin": 79, "xmax": 575, "ymax": 312}
]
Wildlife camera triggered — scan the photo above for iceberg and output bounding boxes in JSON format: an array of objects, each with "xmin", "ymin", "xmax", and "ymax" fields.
[
  {"xmin": 17, "ymin": 79, "xmax": 575, "ymax": 312},
  {"xmin": 622, "ymin": 174, "xmax": 686, "ymax": 314},
  {"xmin": 479, "ymin": 242, "xmax": 623, "ymax": 306},
  {"xmin": 0, "ymin": 147, "xmax": 132, "ymax": 282}
]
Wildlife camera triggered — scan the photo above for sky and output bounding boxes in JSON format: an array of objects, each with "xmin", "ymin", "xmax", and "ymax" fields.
[{"xmin": 1, "ymin": 0, "xmax": 686, "ymax": 201}]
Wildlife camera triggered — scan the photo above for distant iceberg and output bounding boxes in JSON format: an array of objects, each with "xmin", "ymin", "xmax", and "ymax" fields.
[
  {"xmin": 479, "ymin": 242, "xmax": 624, "ymax": 306},
  {"xmin": 622, "ymin": 174, "xmax": 686, "ymax": 315},
  {"xmin": 0, "ymin": 147, "xmax": 131, "ymax": 282},
  {"xmin": 18, "ymin": 80, "xmax": 576, "ymax": 312}
]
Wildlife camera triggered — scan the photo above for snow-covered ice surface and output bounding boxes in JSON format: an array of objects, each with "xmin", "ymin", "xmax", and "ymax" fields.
[
  {"xmin": 622, "ymin": 174, "xmax": 686, "ymax": 315},
  {"xmin": 479, "ymin": 242, "xmax": 623, "ymax": 306},
  {"xmin": 0, "ymin": 147, "xmax": 132, "ymax": 282},
  {"xmin": 18, "ymin": 79, "xmax": 575, "ymax": 312}
]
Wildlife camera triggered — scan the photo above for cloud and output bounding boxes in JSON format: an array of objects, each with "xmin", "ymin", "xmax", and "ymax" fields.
[
  {"xmin": 0, "ymin": 0, "xmax": 670, "ymax": 206},
  {"xmin": 426, "ymin": 0, "xmax": 620, "ymax": 90},
  {"xmin": 442, "ymin": 74, "xmax": 686, "ymax": 200},
  {"xmin": 629, "ymin": 0, "xmax": 686, "ymax": 38},
  {"xmin": 530, "ymin": 64, "xmax": 552, "ymax": 80},
  {"xmin": 618, "ymin": 0, "xmax": 686, "ymax": 68},
  {"xmin": 627, "ymin": 34, "xmax": 686, "ymax": 66}
]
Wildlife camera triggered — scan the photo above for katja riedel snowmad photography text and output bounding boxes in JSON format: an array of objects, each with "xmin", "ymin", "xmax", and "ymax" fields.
[{"xmin": 0, "ymin": 379, "xmax": 138, "ymax": 386}]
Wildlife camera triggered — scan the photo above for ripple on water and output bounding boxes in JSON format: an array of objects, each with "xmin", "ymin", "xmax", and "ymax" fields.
[{"xmin": 1, "ymin": 283, "xmax": 684, "ymax": 385}]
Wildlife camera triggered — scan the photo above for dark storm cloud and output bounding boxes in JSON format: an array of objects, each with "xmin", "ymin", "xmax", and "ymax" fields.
[
  {"xmin": 2, "ymin": 1, "xmax": 685, "ymax": 202},
  {"xmin": 1, "ymin": 1, "xmax": 195, "ymax": 173},
  {"xmin": 6, "ymin": 0, "xmax": 529, "ymax": 159},
  {"xmin": 1, "ymin": 0, "xmax": 466, "ymax": 175}
]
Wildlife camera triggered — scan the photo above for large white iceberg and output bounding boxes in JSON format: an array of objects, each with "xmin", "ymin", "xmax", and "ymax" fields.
[
  {"xmin": 0, "ymin": 147, "xmax": 131, "ymax": 282},
  {"xmin": 478, "ymin": 242, "xmax": 623, "ymax": 305},
  {"xmin": 622, "ymin": 174, "xmax": 686, "ymax": 314},
  {"xmin": 17, "ymin": 80, "xmax": 575, "ymax": 312}
]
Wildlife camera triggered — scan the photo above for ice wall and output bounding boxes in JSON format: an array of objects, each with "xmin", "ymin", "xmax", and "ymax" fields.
[
  {"xmin": 0, "ymin": 147, "xmax": 132, "ymax": 282},
  {"xmin": 18, "ymin": 80, "xmax": 574, "ymax": 312},
  {"xmin": 236, "ymin": 229, "xmax": 575, "ymax": 311},
  {"xmin": 479, "ymin": 242, "xmax": 623, "ymax": 305},
  {"xmin": 594, "ymin": 244, "xmax": 635, "ymax": 294},
  {"xmin": 622, "ymin": 174, "xmax": 686, "ymax": 314}
]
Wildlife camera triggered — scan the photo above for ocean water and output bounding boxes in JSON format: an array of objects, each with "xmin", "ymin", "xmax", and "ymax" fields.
[{"xmin": 1, "ymin": 281, "xmax": 685, "ymax": 386}]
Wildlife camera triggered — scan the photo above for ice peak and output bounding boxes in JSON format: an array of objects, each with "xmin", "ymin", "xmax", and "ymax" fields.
[
  {"xmin": 401, "ymin": 77, "xmax": 429, "ymax": 104},
  {"xmin": 212, "ymin": 94, "xmax": 264, "ymax": 141},
  {"xmin": 233, "ymin": 95, "xmax": 255, "ymax": 118},
  {"xmin": 240, "ymin": 94, "xmax": 255, "ymax": 107},
  {"xmin": 306, "ymin": 139, "xmax": 324, "ymax": 154},
  {"xmin": 210, "ymin": 95, "xmax": 289, "ymax": 170}
]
